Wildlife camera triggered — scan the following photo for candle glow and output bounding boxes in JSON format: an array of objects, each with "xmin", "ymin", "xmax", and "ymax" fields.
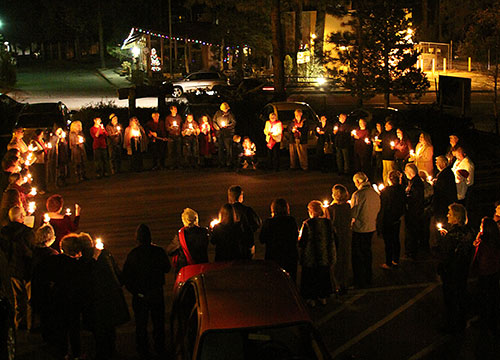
[
  {"xmin": 43, "ymin": 213, "xmax": 51, "ymax": 223},
  {"xmin": 78, "ymin": 136, "xmax": 84, "ymax": 144},
  {"xmin": 364, "ymin": 138, "xmax": 370, "ymax": 144},
  {"xmin": 351, "ymin": 130, "xmax": 357, "ymax": 137},
  {"xmin": 437, "ymin": 223, "xmax": 443, "ymax": 230},
  {"xmin": 95, "ymin": 238, "xmax": 104, "ymax": 250},
  {"xmin": 334, "ymin": 126, "xmax": 339, "ymax": 131},
  {"xmin": 390, "ymin": 141, "xmax": 395, "ymax": 148},
  {"xmin": 210, "ymin": 218, "xmax": 220, "ymax": 228},
  {"xmin": 28, "ymin": 202, "xmax": 36, "ymax": 214},
  {"xmin": 131, "ymin": 128, "xmax": 141, "ymax": 138},
  {"xmin": 322, "ymin": 200, "xmax": 330, "ymax": 208},
  {"xmin": 65, "ymin": 208, "xmax": 72, "ymax": 216},
  {"xmin": 29, "ymin": 187, "xmax": 37, "ymax": 196}
]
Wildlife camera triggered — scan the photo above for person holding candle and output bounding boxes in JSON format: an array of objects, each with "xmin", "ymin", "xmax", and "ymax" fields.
[
  {"xmin": 45, "ymin": 194, "xmax": 80, "ymax": 252},
  {"xmin": 29, "ymin": 129, "xmax": 48, "ymax": 193},
  {"xmin": 404, "ymin": 163, "xmax": 425, "ymax": 261},
  {"xmin": 380, "ymin": 120, "xmax": 397, "ymax": 186},
  {"xmin": 213, "ymin": 102, "xmax": 236, "ymax": 168},
  {"xmin": 7, "ymin": 127, "xmax": 29, "ymax": 162},
  {"xmin": 326, "ymin": 184, "xmax": 351, "ymax": 295},
  {"xmin": 181, "ymin": 114, "xmax": 200, "ymax": 168},
  {"xmin": 410, "ymin": 132, "xmax": 434, "ymax": 177},
  {"xmin": 69, "ymin": 121, "xmax": 88, "ymax": 182},
  {"xmin": 376, "ymin": 170, "xmax": 405, "ymax": 270},
  {"xmin": 210, "ymin": 203, "xmax": 248, "ymax": 261},
  {"xmin": 47, "ymin": 127, "xmax": 70, "ymax": 188},
  {"xmin": 122, "ymin": 224, "xmax": 171, "ymax": 359},
  {"xmin": 371, "ymin": 122, "xmax": 384, "ymax": 183},
  {"xmin": 0, "ymin": 189, "xmax": 23, "ymax": 227},
  {"xmin": 165, "ymin": 105, "xmax": 183, "ymax": 169},
  {"xmin": 90, "ymin": 117, "xmax": 109, "ymax": 179},
  {"xmin": 351, "ymin": 172, "xmax": 380, "ymax": 289},
  {"xmin": 106, "ymin": 114, "xmax": 123, "ymax": 175},
  {"xmin": 393, "ymin": 128, "xmax": 412, "ymax": 172},
  {"xmin": 471, "ymin": 217, "xmax": 500, "ymax": 335},
  {"xmin": 259, "ymin": 198, "xmax": 299, "ymax": 282},
  {"xmin": 352, "ymin": 118, "xmax": 372, "ymax": 175},
  {"xmin": 333, "ymin": 113, "xmax": 351, "ymax": 175},
  {"xmin": 298, "ymin": 200, "xmax": 336, "ymax": 306},
  {"xmin": 79, "ymin": 232, "xmax": 130, "ymax": 360},
  {"xmin": 124, "ymin": 117, "xmax": 148, "ymax": 173},
  {"xmin": 264, "ymin": 112, "xmax": 283, "ymax": 171},
  {"xmin": 146, "ymin": 112, "xmax": 167, "ymax": 171},
  {"xmin": 314, "ymin": 115, "xmax": 332, "ymax": 172},
  {"xmin": 166, "ymin": 208, "xmax": 209, "ymax": 274},
  {"xmin": 287, "ymin": 108, "xmax": 309, "ymax": 171},
  {"xmin": 451, "ymin": 146, "xmax": 475, "ymax": 205},
  {"xmin": 198, "ymin": 114, "xmax": 216, "ymax": 167},
  {"xmin": 239, "ymin": 137, "xmax": 257, "ymax": 170},
  {"xmin": 436, "ymin": 203, "xmax": 475, "ymax": 333}
]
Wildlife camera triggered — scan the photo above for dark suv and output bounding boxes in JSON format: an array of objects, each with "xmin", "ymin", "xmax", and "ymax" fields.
[{"xmin": 15, "ymin": 102, "xmax": 71, "ymax": 139}]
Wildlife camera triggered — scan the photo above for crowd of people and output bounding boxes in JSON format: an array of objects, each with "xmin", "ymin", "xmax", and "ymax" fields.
[{"xmin": 0, "ymin": 103, "xmax": 499, "ymax": 358}]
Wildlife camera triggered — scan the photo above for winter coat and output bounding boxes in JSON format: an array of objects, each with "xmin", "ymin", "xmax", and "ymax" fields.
[
  {"xmin": 0, "ymin": 221, "xmax": 34, "ymax": 280},
  {"xmin": 298, "ymin": 217, "xmax": 336, "ymax": 268}
]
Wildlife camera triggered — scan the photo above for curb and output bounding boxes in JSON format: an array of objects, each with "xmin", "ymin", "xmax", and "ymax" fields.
[{"xmin": 95, "ymin": 68, "xmax": 119, "ymax": 89}]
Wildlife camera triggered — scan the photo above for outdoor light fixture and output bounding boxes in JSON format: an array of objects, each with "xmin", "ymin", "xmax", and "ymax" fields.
[
  {"xmin": 316, "ymin": 77, "xmax": 326, "ymax": 85},
  {"xmin": 131, "ymin": 46, "xmax": 141, "ymax": 57}
]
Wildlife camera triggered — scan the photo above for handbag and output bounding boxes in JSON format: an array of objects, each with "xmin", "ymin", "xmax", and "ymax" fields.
[{"xmin": 324, "ymin": 141, "xmax": 333, "ymax": 154}]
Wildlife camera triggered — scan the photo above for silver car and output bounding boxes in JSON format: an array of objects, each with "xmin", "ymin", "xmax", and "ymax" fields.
[{"xmin": 171, "ymin": 71, "xmax": 227, "ymax": 97}]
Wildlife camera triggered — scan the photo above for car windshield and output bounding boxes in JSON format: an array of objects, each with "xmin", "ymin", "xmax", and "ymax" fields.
[{"xmin": 198, "ymin": 323, "xmax": 326, "ymax": 360}]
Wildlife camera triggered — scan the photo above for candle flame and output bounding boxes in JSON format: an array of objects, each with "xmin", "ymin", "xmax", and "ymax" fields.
[
  {"xmin": 117, "ymin": 126, "xmax": 121, "ymax": 132},
  {"xmin": 47, "ymin": 142, "xmax": 53, "ymax": 149},
  {"xmin": 364, "ymin": 138, "xmax": 370, "ymax": 144},
  {"xmin": 390, "ymin": 141, "xmax": 395, "ymax": 147},
  {"xmin": 78, "ymin": 135, "xmax": 84, "ymax": 144},
  {"xmin": 210, "ymin": 219, "xmax": 220, "ymax": 228},
  {"xmin": 322, "ymin": 200, "xmax": 329, "ymax": 208},
  {"xmin": 334, "ymin": 126, "xmax": 338, "ymax": 131},
  {"xmin": 95, "ymin": 238, "xmax": 104, "ymax": 250},
  {"xmin": 28, "ymin": 202, "xmax": 36, "ymax": 214},
  {"xmin": 43, "ymin": 213, "xmax": 51, "ymax": 223},
  {"xmin": 437, "ymin": 223, "xmax": 443, "ymax": 230},
  {"xmin": 65, "ymin": 208, "xmax": 72, "ymax": 216},
  {"xmin": 351, "ymin": 130, "xmax": 357, "ymax": 136},
  {"xmin": 378, "ymin": 184, "xmax": 385, "ymax": 191},
  {"xmin": 30, "ymin": 187, "xmax": 37, "ymax": 196}
]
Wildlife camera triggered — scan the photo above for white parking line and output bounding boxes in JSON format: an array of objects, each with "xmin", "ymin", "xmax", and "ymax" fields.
[
  {"xmin": 316, "ymin": 293, "xmax": 366, "ymax": 327},
  {"xmin": 349, "ymin": 282, "xmax": 438, "ymax": 294},
  {"xmin": 331, "ymin": 283, "xmax": 439, "ymax": 359}
]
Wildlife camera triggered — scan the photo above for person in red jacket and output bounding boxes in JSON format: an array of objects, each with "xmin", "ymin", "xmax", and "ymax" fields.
[{"xmin": 90, "ymin": 117, "xmax": 109, "ymax": 178}]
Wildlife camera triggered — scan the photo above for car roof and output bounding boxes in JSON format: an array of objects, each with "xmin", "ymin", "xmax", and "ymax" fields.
[
  {"xmin": 19, "ymin": 102, "xmax": 66, "ymax": 114},
  {"xmin": 185, "ymin": 261, "xmax": 311, "ymax": 332}
]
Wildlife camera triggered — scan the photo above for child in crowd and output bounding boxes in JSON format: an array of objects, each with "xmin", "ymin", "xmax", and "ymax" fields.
[
  {"xmin": 231, "ymin": 135, "xmax": 243, "ymax": 169},
  {"xmin": 240, "ymin": 137, "xmax": 257, "ymax": 170}
]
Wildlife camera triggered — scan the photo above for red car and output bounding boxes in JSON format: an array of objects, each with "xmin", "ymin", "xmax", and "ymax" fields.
[{"xmin": 170, "ymin": 260, "xmax": 331, "ymax": 360}]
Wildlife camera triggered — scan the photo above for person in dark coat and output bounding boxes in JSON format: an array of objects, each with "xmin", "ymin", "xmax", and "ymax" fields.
[
  {"xmin": 30, "ymin": 224, "xmax": 58, "ymax": 341},
  {"xmin": 299, "ymin": 201, "xmax": 336, "ymax": 307},
  {"xmin": 380, "ymin": 120, "xmax": 398, "ymax": 185},
  {"xmin": 352, "ymin": 118, "xmax": 372, "ymax": 175},
  {"xmin": 287, "ymin": 109, "xmax": 310, "ymax": 171},
  {"xmin": 377, "ymin": 170, "xmax": 406, "ymax": 269},
  {"xmin": 146, "ymin": 112, "xmax": 167, "ymax": 170},
  {"xmin": 472, "ymin": 217, "xmax": 500, "ymax": 335},
  {"xmin": 333, "ymin": 113, "xmax": 351, "ymax": 174},
  {"xmin": 436, "ymin": 203, "xmax": 476, "ymax": 333},
  {"xmin": 211, "ymin": 204, "xmax": 249, "ymax": 262},
  {"xmin": 404, "ymin": 163, "xmax": 425, "ymax": 260},
  {"xmin": 213, "ymin": 102, "xmax": 236, "ymax": 168},
  {"xmin": 0, "ymin": 206, "xmax": 34, "ymax": 331},
  {"xmin": 122, "ymin": 224, "xmax": 171, "ymax": 359},
  {"xmin": 166, "ymin": 208, "xmax": 209, "ymax": 274},
  {"xmin": 326, "ymin": 184, "xmax": 351, "ymax": 295},
  {"xmin": 259, "ymin": 198, "xmax": 299, "ymax": 281},
  {"xmin": 228, "ymin": 185, "xmax": 262, "ymax": 259}
]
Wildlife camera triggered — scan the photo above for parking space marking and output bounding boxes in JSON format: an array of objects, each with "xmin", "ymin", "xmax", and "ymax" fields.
[
  {"xmin": 316, "ymin": 293, "xmax": 366, "ymax": 327},
  {"xmin": 349, "ymin": 281, "xmax": 438, "ymax": 294},
  {"xmin": 331, "ymin": 283, "xmax": 439, "ymax": 359}
]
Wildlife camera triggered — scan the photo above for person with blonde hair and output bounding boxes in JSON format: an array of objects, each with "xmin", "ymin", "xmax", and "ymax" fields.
[
  {"xmin": 166, "ymin": 208, "xmax": 209, "ymax": 274},
  {"xmin": 69, "ymin": 120, "xmax": 88, "ymax": 181},
  {"xmin": 327, "ymin": 184, "xmax": 351, "ymax": 295},
  {"xmin": 410, "ymin": 132, "xmax": 434, "ymax": 176},
  {"xmin": 298, "ymin": 200, "xmax": 336, "ymax": 306},
  {"xmin": 124, "ymin": 117, "xmax": 147, "ymax": 172},
  {"xmin": 213, "ymin": 102, "xmax": 236, "ymax": 167}
]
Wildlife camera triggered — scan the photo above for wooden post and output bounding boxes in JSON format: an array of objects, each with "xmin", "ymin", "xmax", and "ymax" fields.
[
  {"xmin": 128, "ymin": 88, "xmax": 136, "ymax": 117},
  {"xmin": 432, "ymin": 58, "xmax": 435, "ymax": 75},
  {"xmin": 443, "ymin": 58, "xmax": 446, "ymax": 73},
  {"xmin": 146, "ymin": 34, "xmax": 152, "ymax": 79},
  {"xmin": 468, "ymin": 57, "xmax": 471, "ymax": 72},
  {"xmin": 160, "ymin": 37, "xmax": 164, "ymax": 73}
]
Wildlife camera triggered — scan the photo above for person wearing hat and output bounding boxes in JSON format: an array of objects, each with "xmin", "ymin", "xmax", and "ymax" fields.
[
  {"xmin": 213, "ymin": 102, "xmax": 236, "ymax": 168},
  {"xmin": 106, "ymin": 114, "xmax": 123, "ymax": 174},
  {"xmin": 166, "ymin": 208, "xmax": 209, "ymax": 274}
]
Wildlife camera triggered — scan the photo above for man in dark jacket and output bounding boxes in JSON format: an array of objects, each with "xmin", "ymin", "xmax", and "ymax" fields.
[
  {"xmin": 404, "ymin": 163, "xmax": 425, "ymax": 260},
  {"xmin": 213, "ymin": 102, "xmax": 236, "ymax": 167},
  {"xmin": 122, "ymin": 224, "xmax": 171, "ymax": 358},
  {"xmin": 146, "ymin": 112, "xmax": 167, "ymax": 170},
  {"xmin": 0, "ymin": 206, "xmax": 34, "ymax": 331},
  {"xmin": 333, "ymin": 113, "xmax": 351, "ymax": 174},
  {"xmin": 228, "ymin": 185, "xmax": 262, "ymax": 259},
  {"xmin": 380, "ymin": 120, "xmax": 398, "ymax": 185}
]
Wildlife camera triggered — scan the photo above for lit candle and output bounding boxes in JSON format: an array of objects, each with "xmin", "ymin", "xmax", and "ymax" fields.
[
  {"xmin": 28, "ymin": 144, "xmax": 36, "ymax": 151},
  {"xmin": 374, "ymin": 136, "xmax": 379, "ymax": 142},
  {"xmin": 437, "ymin": 223, "xmax": 443, "ymax": 231},
  {"xmin": 29, "ymin": 187, "xmax": 37, "ymax": 196},
  {"xmin": 61, "ymin": 131, "xmax": 67, "ymax": 139},
  {"xmin": 78, "ymin": 135, "xmax": 84, "ymax": 144},
  {"xmin": 27, "ymin": 173, "xmax": 32, "ymax": 181},
  {"xmin": 220, "ymin": 120, "xmax": 226, "ymax": 128},
  {"xmin": 95, "ymin": 238, "xmax": 104, "ymax": 250},
  {"xmin": 322, "ymin": 200, "xmax": 330, "ymax": 208},
  {"xmin": 351, "ymin": 130, "xmax": 357, "ymax": 137},
  {"xmin": 189, "ymin": 123, "xmax": 193, "ymax": 129},
  {"xmin": 390, "ymin": 141, "xmax": 395, "ymax": 148},
  {"xmin": 43, "ymin": 213, "xmax": 51, "ymax": 223},
  {"xmin": 378, "ymin": 184, "xmax": 385, "ymax": 191},
  {"xmin": 47, "ymin": 142, "xmax": 53, "ymax": 149},
  {"xmin": 364, "ymin": 138, "xmax": 370, "ymax": 144},
  {"xmin": 65, "ymin": 208, "xmax": 72, "ymax": 216},
  {"xmin": 410, "ymin": 149, "xmax": 415, "ymax": 156},
  {"xmin": 334, "ymin": 126, "xmax": 339, "ymax": 131},
  {"xmin": 210, "ymin": 218, "xmax": 220, "ymax": 228},
  {"xmin": 131, "ymin": 128, "xmax": 141, "ymax": 138},
  {"xmin": 316, "ymin": 127, "xmax": 321, "ymax": 132},
  {"xmin": 172, "ymin": 121, "xmax": 178, "ymax": 127},
  {"xmin": 347, "ymin": 200, "xmax": 352, "ymax": 205},
  {"xmin": 427, "ymin": 176, "xmax": 433, "ymax": 182},
  {"xmin": 244, "ymin": 149, "xmax": 252, "ymax": 156},
  {"xmin": 23, "ymin": 176, "xmax": 28, "ymax": 184},
  {"xmin": 116, "ymin": 126, "xmax": 121, "ymax": 132},
  {"xmin": 28, "ymin": 202, "xmax": 36, "ymax": 214},
  {"xmin": 372, "ymin": 184, "xmax": 379, "ymax": 193}
]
